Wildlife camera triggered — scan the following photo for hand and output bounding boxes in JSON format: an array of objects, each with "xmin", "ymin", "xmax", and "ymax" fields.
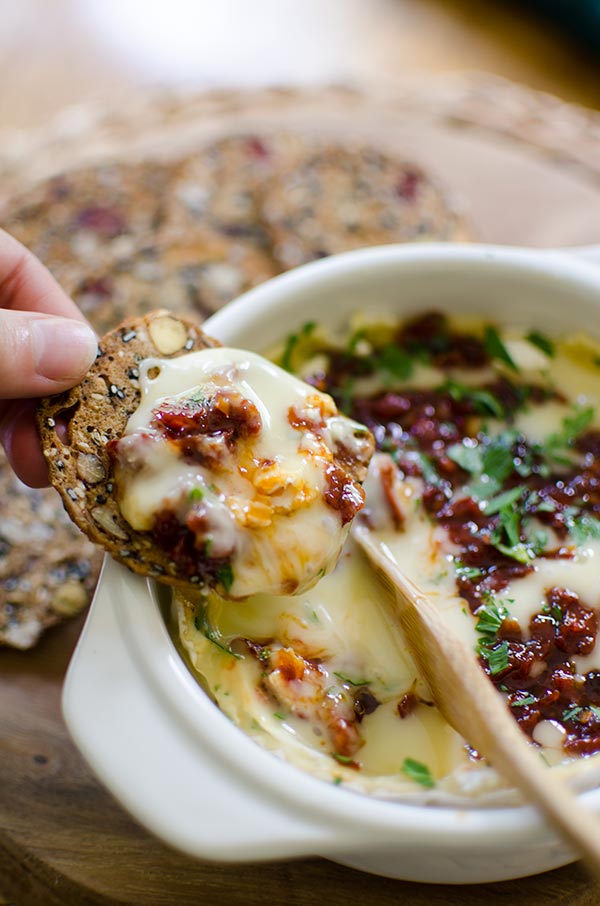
[{"xmin": 0, "ymin": 229, "xmax": 98, "ymax": 487}]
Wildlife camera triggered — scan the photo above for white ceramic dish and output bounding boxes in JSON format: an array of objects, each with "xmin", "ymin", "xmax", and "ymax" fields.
[{"xmin": 63, "ymin": 242, "xmax": 600, "ymax": 885}]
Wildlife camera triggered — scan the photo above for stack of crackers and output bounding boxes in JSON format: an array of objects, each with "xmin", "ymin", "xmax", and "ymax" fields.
[{"xmin": 0, "ymin": 132, "xmax": 469, "ymax": 648}]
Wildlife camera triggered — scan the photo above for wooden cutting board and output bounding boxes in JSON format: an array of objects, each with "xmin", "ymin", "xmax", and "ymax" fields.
[{"xmin": 3, "ymin": 74, "xmax": 600, "ymax": 906}]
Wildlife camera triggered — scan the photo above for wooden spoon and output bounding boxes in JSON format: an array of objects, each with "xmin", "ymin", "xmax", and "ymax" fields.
[{"xmin": 353, "ymin": 523, "xmax": 600, "ymax": 878}]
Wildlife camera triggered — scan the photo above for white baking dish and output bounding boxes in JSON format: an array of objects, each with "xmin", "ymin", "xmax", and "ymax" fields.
[{"xmin": 63, "ymin": 242, "xmax": 600, "ymax": 884}]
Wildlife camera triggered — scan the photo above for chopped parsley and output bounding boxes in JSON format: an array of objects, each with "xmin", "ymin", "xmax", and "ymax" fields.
[
  {"xmin": 483, "ymin": 485, "xmax": 525, "ymax": 515},
  {"xmin": 475, "ymin": 597, "xmax": 511, "ymax": 644},
  {"xmin": 217, "ymin": 563, "xmax": 235, "ymax": 594},
  {"xmin": 563, "ymin": 705, "xmax": 600, "ymax": 722},
  {"xmin": 447, "ymin": 441, "xmax": 482, "ymax": 475},
  {"xmin": 564, "ymin": 509, "xmax": 600, "ymax": 545},
  {"xmin": 336, "ymin": 377, "xmax": 355, "ymax": 413},
  {"xmin": 455, "ymin": 561, "xmax": 483, "ymax": 581},
  {"xmin": 444, "ymin": 380, "xmax": 504, "ymax": 418},
  {"xmin": 347, "ymin": 328, "xmax": 367, "ymax": 354},
  {"xmin": 280, "ymin": 321, "xmax": 316, "ymax": 372},
  {"xmin": 188, "ymin": 486, "xmax": 204, "ymax": 502},
  {"xmin": 194, "ymin": 608, "xmax": 242, "ymax": 659},
  {"xmin": 447, "ymin": 432, "xmax": 517, "ymax": 499},
  {"xmin": 489, "ymin": 495, "xmax": 534, "ymax": 564},
  {"xmin": 401, "ymin": 757, "xmax": 435, "ymax": 789},
  {"xmin": 334, "ymin": 671, "xmax": 371, "ymax": 687},
  {"xmin": 332, "ymin": 752, "xmax": 354, "ymax": 764},
  {"xmin": 510, "ymin": 694, "xmax": 537, "ymax": 708},
  {"xmin": 542, "ymin": 404, "xmax": 594, "ymax": 465},
  {"xmin": 475, "ymin": 598, "xmax": 512, "ymax": 676},
  {"xmin": 484, "ymin": 325, "xmax": 519, "ymax": 372},
  {"xmin": 273, "ymin": 712, "xmax": 286, "ymax": 720},
  {"xmin": 412, "ymin": 451, "xmax": 441, "ymax": 486},
  {"xmin": 526, "ymin": 330, "xmax": 555, "ymax": 358},
  {"xmin": 480, "ymin": 640, "xmax": 510, "ymax": 676},
  {"xmin": 375, "ymin": 344, "xmax": 414, "ymax": 382}
]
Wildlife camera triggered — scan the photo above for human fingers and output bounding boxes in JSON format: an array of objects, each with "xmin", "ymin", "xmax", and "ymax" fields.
[
  {"xmin": 0, "ymin": 228, "xmax": 87, "ymax": 320},
  {"xmin": 0, "ymin": 399, "xmax": 48, "ymax": 487},
  {"xmin": 0, "ymin": 308, "xmax": 97, "ymax": 400}
]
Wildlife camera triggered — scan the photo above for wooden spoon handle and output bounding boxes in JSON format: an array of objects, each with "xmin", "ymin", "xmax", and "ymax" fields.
[{"xmin": 354, "ymin": 527, "xmax": 600, "ymax": 877}]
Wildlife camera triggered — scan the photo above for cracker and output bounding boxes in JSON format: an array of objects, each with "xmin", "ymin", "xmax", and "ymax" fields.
[
  {"xmin": 261, "ymin": 143, "xmax": 470, "ymax": 269},
  {"xmin": 37, "ymin": 310, "xmax": 221, "ymax": 589},
  {"xmin": 2, "ymin": 161, "xmax": 172, "ymax": 291},
  {"xmin": 70, "ymin": 228, "xmax": 277, "ymax": 335},
  {"xmin": 2, "ymin": 149, "xmax": 280, "ymax": 335},
  {"xmin": 159, "ymin": 133, "xmax": 307, "ymax": 242},
  {"xmin": 0, "ymin": 449, "xmax": 102, "ymax": 649}
]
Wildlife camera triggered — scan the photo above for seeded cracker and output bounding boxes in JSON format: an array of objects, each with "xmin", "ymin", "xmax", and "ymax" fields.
[
  {"xmin": 37, "ymin": 310, "xmax": 221, "ymax": 589},
  {"xmin": 0, "ymin": 448, "xmax": 102, "ymax": 649},
  {"xmin": 261, "ymin": 143, "xmax": 469, "ymax": 268}
]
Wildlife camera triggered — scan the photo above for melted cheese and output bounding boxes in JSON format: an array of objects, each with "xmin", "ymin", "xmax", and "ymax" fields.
[
  {"xmin": 117, "ymin": 348, "xmax": 370, "ymax": 597},
  {"xmin": 173, "ymin": 328, "xmax": 600, "ymax": 800}
]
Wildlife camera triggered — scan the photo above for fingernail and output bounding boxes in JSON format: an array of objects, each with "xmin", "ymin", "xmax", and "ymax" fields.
[{"xmin": 32, "ymin": 318, "xmax": 98, "ymax": 382}]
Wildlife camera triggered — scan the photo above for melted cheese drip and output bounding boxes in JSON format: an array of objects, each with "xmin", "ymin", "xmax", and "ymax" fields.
[
  {"xmin": 119, "ymin": 348, "xmax": 366, "ymax": 597},
  {"xmin": 175, "ymin": 543, "xmax": 469, "ymax": 794}
]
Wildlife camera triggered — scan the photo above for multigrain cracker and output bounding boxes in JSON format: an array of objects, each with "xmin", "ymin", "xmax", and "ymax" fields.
[
  {"xmin": 160, "ymin": 133, "xmax": 307, "ymax": 242},
  {"xmin": 37, "ymin": 310, "xmax": 220, "ymax": 588},
  {"xmin": 2, "ymin": 162, "xmax": 171, "ymax": 291},
  {"xmin": 261, "ymin": 143, "xmax": 469, "ymax": 268},
  {"xmin": 0, "ymin": 450, "xmax": 102, "ymax": 649},
  {"xmin": 70, "ymin": 229, "xmax": 277, "ymax": 334}
]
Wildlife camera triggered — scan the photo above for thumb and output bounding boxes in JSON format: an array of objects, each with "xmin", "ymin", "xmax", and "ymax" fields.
[{"xmin": 0, "ymin": 309, "xmax": 98, "ymax": 399}]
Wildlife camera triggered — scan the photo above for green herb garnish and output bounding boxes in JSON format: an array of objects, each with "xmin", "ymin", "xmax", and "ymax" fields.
[
  {"xmin": 217, "ymin": 563, "xmax": 235, "ymax": 594},
  {"xmin": 447, "ymin": 441, "xmax": 482, "ymax": 475},
  {"xmin": 401, "ymin": 757, "xmax": 435, "ymax": 789},
  {"xmin": 484, "ymin": 325, "xmax": 519, "ymax": 372},
  {"xmin": 280, "ymin": 320, "xmax": 316, "ymax": 372},
  {"xmin": 412, "ymin": 451, "xmax": 441, "ymax": 486},
  {"xmin": 563, "ymin": 705, "xmax": 600, "ymax": 722},
  {"xmin": 510, "ymin": 694, "xmax": 537, "ymax": 708},
  {"xmin": 542, "ymin": 404, "xmax": 594, "ymax": 464},
  {"xmin": 444, "ymin": 380, "xmax": 504, "ymax": 418},
  {"xmin": 376, "ymin": 344, "xmax": 414, "ymax": 381},
  {"xmin": 480, "ymin": 640, "xmax": 510, "ymax": 676},
  {"xmin": 334, "ymin": 671, "xmax": 371, "ymax": 687},
  {"xmin": 347, "ymin": 328, "xmax": 366, "ymax": 354},
  {"xmin": 332, "ymin": 753, "xmax": 354, "ymax": 764},
  {"xmin": 475, "ymin": 597, "xmax": 511, "ymax": 644},
  {"xmin": 194, "ymin": 608, "xmax": 242, "ymax": 659},
  {"xmin": 526, "ymin": 331, "xmax": 555, "ymax": 358},
  {"xmin": 455, "ymin": 562, "xmax": 483, "ymax": 581},
  {"xmin": 449, "ymin": 431, "xmax": 520, "ymax": 501},
  {"xmin": 483, "ymin": 485, "xmax": 525, "ymax": 515},
  {"xmin": 336, "ymin": 377, "xmax": 355, "ymax": 413},
  {"xmin": 475, "ymin": 597, "xmax": 512, "ymax": 676},
  {"xmin": 481, "ymin": 441, "xmax": 516, "ymax": 485},
  {"xmin": 564, "ymin": 510, "xmax": 600, "ymax": 545},
  {"xmin": 188, "ymin": 486, "xmax": 204, "ymax": 502}
]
